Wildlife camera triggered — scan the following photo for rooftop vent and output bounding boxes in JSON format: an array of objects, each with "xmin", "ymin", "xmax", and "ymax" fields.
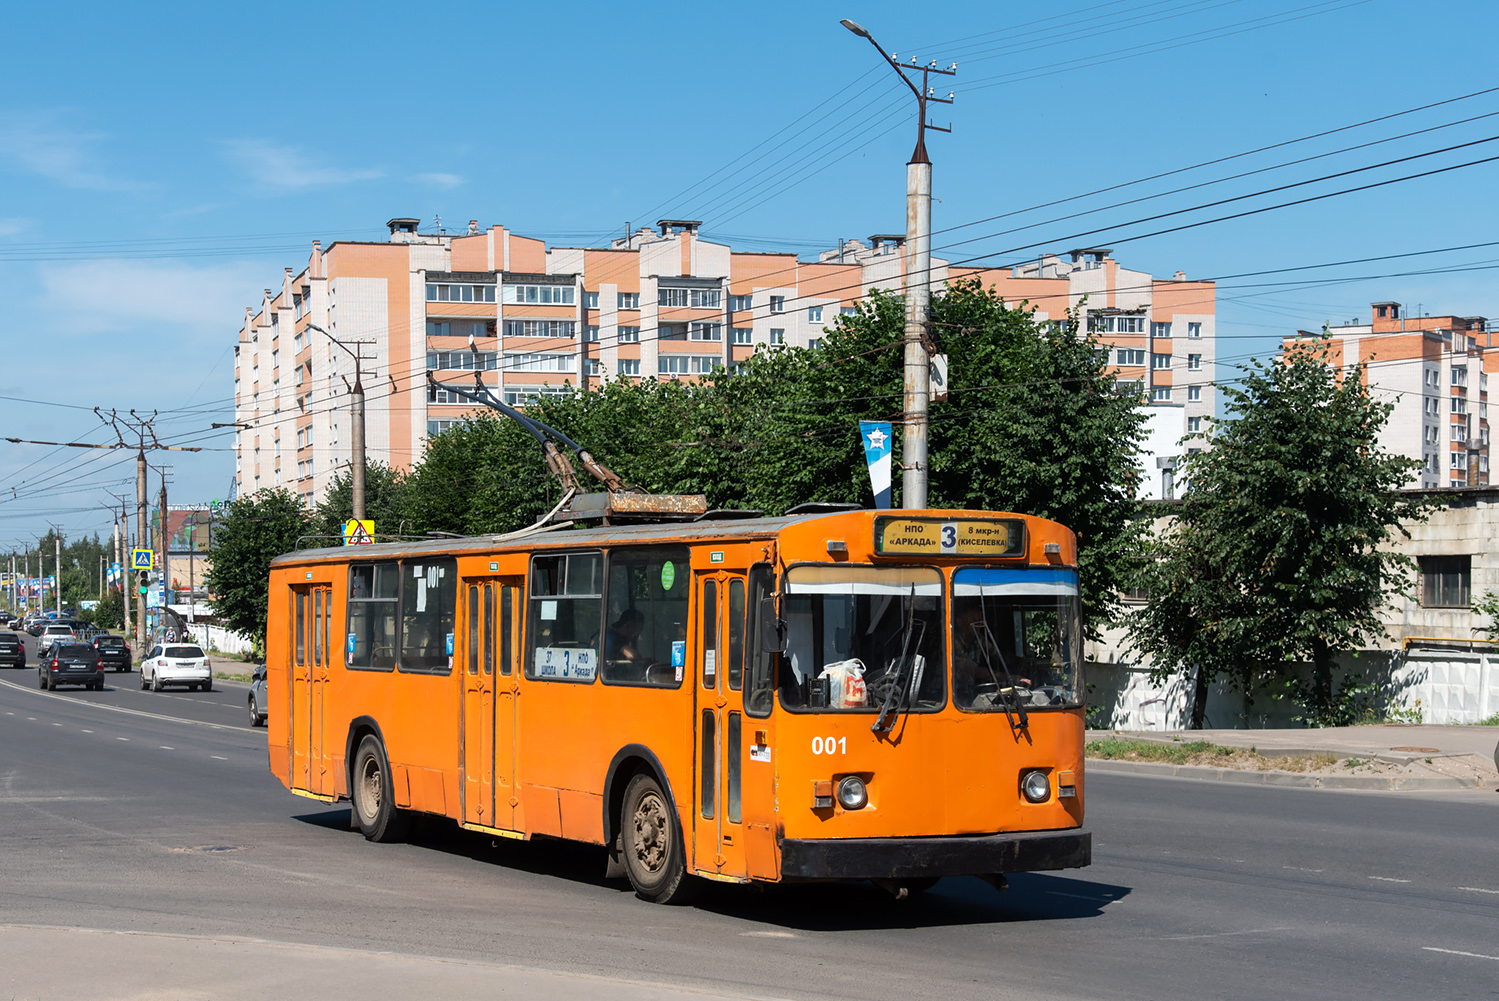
[{"xmin": 657, "ymin": 219, "xmax": 702, "ymax": 237}]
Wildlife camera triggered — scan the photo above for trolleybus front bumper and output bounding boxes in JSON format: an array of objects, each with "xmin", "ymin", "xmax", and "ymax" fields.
[{"xmin": 778, "ymin": 828, "xmax": 1090, "ymax": 880}]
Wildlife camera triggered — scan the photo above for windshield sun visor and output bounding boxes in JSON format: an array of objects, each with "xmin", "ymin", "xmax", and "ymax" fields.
[
  {"xmin": 785, "ymin": 565, "xmax": 942, "ymax": 596},
  {"xmin": 952, "ymin": 567, "xmax": 1078, "ymax": 597}
]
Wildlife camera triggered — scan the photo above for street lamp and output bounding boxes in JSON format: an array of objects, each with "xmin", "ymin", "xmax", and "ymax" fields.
[
  {"xmin": 305, "ymin": 323, "xmax": 368, "ymax": 522},
  {"xmin": 840, "ymin": 19, "xmax": 954, "ymax": 510}
]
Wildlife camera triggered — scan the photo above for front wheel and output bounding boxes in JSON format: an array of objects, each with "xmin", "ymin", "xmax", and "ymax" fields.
[
  {"xmin": 37, "ymin": 671, "xmax": 45, "ymax": 690},
  {"xmin": 620, "ymin": 773, "xmax": 698, "ymax": 904},
  {"xmin": 351, "ymin": 735, "xmax": 409, "ymax": 843},
  {"xmin": 139, "ymin": 671, "xmax": 148, "ymax": 690}
]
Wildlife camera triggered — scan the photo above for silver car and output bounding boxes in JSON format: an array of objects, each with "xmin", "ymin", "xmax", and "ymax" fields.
[{"xmin": 248, "ymin": 664, "xmax": 268, "ymax": 727}]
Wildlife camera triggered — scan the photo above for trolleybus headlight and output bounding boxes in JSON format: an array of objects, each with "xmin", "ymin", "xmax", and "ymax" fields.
[
  {"xmin": 836, "ymin": 775, "xmax": 868, "ymax": 810},
  {"xmin": 1021, "ymin": 770, "xmax": 1051, "ymax": 804}
]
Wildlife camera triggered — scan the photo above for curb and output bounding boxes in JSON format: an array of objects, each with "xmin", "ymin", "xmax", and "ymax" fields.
[{"xmin": 1086, "ymin": 758, "xmax": 1487, "ymax": 791}]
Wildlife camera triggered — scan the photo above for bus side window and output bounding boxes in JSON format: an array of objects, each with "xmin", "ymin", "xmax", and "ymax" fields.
[
  {"xmin": 399, "ymin": 559, "xmax": 457, "ymax": 674},
  {"xmin": 527, "ymin": 552, "xmax": 603, "ymax": 683},
  {"xmin": 745, "ymin": 564, "xmax": 775, "ymax": 717},
  {"xmin": 466, "ymin": 585, "xmax": 479, "ymax": 675},
  {"xmin": 500, "ymin": 585, "xmax": 514, "ymax": 676},
  {"xmin": 294, "ymin": 591, "xmax": 306, "ymax": 667},
  {"xmin": 348, "ymin": 563, "xmax": 398, "ymax": 672},
  {"xmin": 482, "ymin": 583, "xmax": 494, "ymax": 675},
  {"xmin": 727, "ymin": 578, "xmax": 745, "ymax": 691}
]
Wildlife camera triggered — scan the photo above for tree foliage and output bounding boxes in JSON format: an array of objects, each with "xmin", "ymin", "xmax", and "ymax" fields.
[
  {"xmin": 206, "ymin": 489, "xmax": 309, "ymax": 655},
  {"xmin": 1129, "ymin": 336, "xmax": 1434, "ymax": 726},
  {"xmin": 311, "ymin": 460, "xmax": 411, "ymax": 543}
]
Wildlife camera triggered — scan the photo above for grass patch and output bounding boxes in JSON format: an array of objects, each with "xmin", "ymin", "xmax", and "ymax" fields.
[
  {"xmin": 215, "ymin": 671, "xmax": 253, "ymax": 683},
  {"xmin": 1471, "ymin": 712, "xmax": 1499, "ymax": 726},
  {"xmin": 1086, "ymin": 737, "xmax": 1338, "ymax": 772}
]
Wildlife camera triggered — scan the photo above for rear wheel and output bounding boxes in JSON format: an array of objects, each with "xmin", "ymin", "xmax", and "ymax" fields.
[
  {"xmin": 248, "ymin": 696, "xmax": 263, "ymax": 727},
  {"xmin": 152, "ymin": 673, "xmax": 162, "ymax": 692},
  {"xmin": 202, "ymin": 679, "xmax": 212, "ymax": 693},
  {"xmin": 620, "ymin": 773, "xmax": 697, "ymax": 904},
  {"xmin": 351, "ymin": 734, "xmax": 409, "ymax": 843}
]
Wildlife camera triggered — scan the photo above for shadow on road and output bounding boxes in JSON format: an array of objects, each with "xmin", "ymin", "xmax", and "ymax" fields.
[{"xmin": 292, "ymin": 808, "xmax": 1129, "ymax": 926}]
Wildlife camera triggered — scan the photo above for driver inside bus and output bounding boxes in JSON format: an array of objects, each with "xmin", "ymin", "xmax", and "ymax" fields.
[
  {"xmin": 952, "ymin": 599, "xmax": 1032, "ymax": 707},
  {"xmin": 607, "ymin": 609, "xmax": 645, "ymax": 664}
]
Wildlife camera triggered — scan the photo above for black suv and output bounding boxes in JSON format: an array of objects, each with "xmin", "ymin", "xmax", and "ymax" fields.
[
  {"xmin": 0, "ymin": 631, "xmax": 24, "ymax": 668},
  {"xmin": 92, "ymin": 634, "xmax": 132, "ymax": 672},
  {"xmin": 39, "ymin": 643, "xmax": 103, "ymax": 691}
]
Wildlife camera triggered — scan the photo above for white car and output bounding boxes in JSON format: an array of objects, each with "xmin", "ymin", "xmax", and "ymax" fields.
[{"xmin": 140, "ymin": 643, "xmax": 213, "ymax": 692}]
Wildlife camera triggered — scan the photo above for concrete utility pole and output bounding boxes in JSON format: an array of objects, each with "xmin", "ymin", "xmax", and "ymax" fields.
[
  {"xmin": 159, "ymin": 473, "xmax": 170, "ymax": 621},
  {"xmin": 841, "ymin": 19, "xmax": 955, "ymax": 510},
  {"xmin": 305, "ymin": 323, "xmax": 374, "ymax": 522},
  {"xmin": 54, "ymin": 533, "xmax": 61, "ymax": 615}
]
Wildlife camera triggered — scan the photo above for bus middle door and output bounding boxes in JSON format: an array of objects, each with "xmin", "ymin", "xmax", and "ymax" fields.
[
  {"xmin": 461, "ymin": 578, "xmax": 522, "ymax": 831},
  {"xmin": 692, "ymin": 571, "xmax": 748, "ymax": 879},
  {"xmin": 291, "ymin": 584, "xmax": 332, "ymax": 797}
]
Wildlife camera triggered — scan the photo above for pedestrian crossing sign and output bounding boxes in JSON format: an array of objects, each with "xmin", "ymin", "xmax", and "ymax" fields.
[
  {"xmin": 343, "ymin": 519, "xmax": 375, "ymax": 546},
  {"xmin": 131, "ymin": 548, "xmax": 154, "ymax": 570}
]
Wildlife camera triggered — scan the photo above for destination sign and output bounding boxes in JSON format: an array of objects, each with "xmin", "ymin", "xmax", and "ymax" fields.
[{"xmin": 873, "ymin": 517, "xmax": 1026, "ymax": 558}]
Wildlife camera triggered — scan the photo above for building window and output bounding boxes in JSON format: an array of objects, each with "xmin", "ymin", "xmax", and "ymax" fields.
[
  {"xmin": 1453, "ymin": 397, "xmax": 1468, "ymax": 414},
  {"xmin": 503, "ymin": 319, "xmax": 576, "ymax": 339},
  {"xmin": 729, "ymin": 294, "xmax": 753, "ymax": 312},
  {"xmin": 689, "ymin": 322, "xmax": 722, "ymax": 341},
  {"xmin": 1454, "ymin": 423, "xmax": 1469, "ymax": 443},
  {"xmin": 425, "ymin": 320, "xmax": 489, "ymax": 340},
  {"xmin": 808, "ymin": 338, "xmax": 822, "ymax": 350},
  {"xmin": 618, "ymin": 325, "xmax": 640, "ymax": 343},
  {"xmin": 1091, "ymin": 315, "xmax": 1146, "ymax": 333},
  {"xmin": 1187, "ymin": 417, "xmax": 1202, "ymax": 432},
  {"xmin": 1452, "ymin": 366, "xmax": 1468, "ymax": 386},
  {"xmin": 584, "ymin": 325, "xmax": 600, "ymax": 342},
  {"xmin": 808, "ymin": 306, "xmax": 823, "ymax": 323},
  {"xmin": 1187, "ymin": 354, "xmax": 1202, "ymax": 371},
  {"xmin": 503, "ymin": 352, "xmax": 575, "ymax": 373},
  {"xmin": 1426, "ymin": 397, "xmax": 1439, "ymax": 415},
  {"xmin": 1151, "ymin": 387, "xmax": 1171, "ymax": 402},
  {"xmin": 658, "ymin": 354, "xmax": 722, "ymax": 376},
  {"xmin": 428, "ymin": 386, "xmax": 467, "ymax": 404},
  {"xmin": 585, "ymin": 359, "xmax": 605, "ymax": 376},
  {"xmin": 617, "ymin": 358, "xmax": 640, "ymax": 377},
  {"xmin": 1187, "ymin": 323, "xmax": 1202, "ymax": 338},
  {"xmin": 427, "ymin": 350, "xmax": 498, "ymax": 371},
  {"xmin": 1151, "ymin": 321, "xmax": 1172, "ymax": 338},
  {"xmin": 658, "ymin": 288, "xmax": 721, "ymax": 309},
  {"xmin": 1451, "ymin": 451, "xmax": 1469, "ymax": 470},
  {"xmin": 769, "ymin": 295, "xmax": 785, "ymax": 313},
  {"xmin": 769, "ymin": 328, "xmax": 785, "ymax": 345},
  {"xmin": 1187, "ymin": 386, "xmax": 1202, "ymax": 402},
  {"xmin": 502, "ymin": 284, "xmax": 573, "ymax": 305},
  {"xmin": 617, "ymin": 292, "xmax": 640, "ymax": 310},
  {"xmin": 840, "ymin": 306, "xmax": 859, "ymax": 317},
  {"xmin": 502, "ymin": 385, "xmax": 570, "ymax": 407},
  {"xmin": 1152, "ymin": 353, "xmax": 1171, "ymax": 370},
  {"xmin": 428, "ymin": 283, "xmax": 497, "ymax": 303},
  {"xmin": 731, "ymin": 327, "xmax": 752, "ymax": 344},
  {"xmin": 1114, "ymin": 379, "xmax": 1144, "ymax": 395},
  {"xmin": 1425, "ymin": 369, "xmax": 1438, "ymax": 387},
  {"xmin": 584, "ymin": 292, "xmax": 599, "ymax": 309},
  {"xmin": 1116, "ymin": 348, "xmax": 1146, "ymax": 366},
  {"xmin": 426, "ymin": 419, "xmax": 459, "ymax": 438},
  {"xmin": 1420, "ymin": 555, "xmax": 1470, "ymax": 607},
  {"xmin": 659, "ymin": 324, "xmax": 685, "ymax": 340}
]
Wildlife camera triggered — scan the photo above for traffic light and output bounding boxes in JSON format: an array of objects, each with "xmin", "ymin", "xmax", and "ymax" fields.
[{"xmin": 137, "ymin": 571, "xmax": 151, "ymax": 595}]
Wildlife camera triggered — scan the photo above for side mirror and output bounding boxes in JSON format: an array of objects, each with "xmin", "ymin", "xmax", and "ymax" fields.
[
  {"xmin": 253, "ymin": 665, "xmax": 266, "ymax": 681},
  {"xmin": 758, "ymin": 596, "xmax": 787, "ymax": 654}
]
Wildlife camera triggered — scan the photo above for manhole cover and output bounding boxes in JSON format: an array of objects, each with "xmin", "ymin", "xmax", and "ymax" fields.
[{"xmin": 1390, "ymin": 746, "xmax": 1441, "ymax": 753}]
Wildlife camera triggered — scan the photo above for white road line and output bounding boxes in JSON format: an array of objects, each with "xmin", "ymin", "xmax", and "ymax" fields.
[
  {"xmin": 1423, "ymin": 947, "xmax": 1499, "ymax": 962},
  {"xmin": 211, "ymin": 755, "xmax": 227, "ymax": 760},
  {"xmin": 26, "ymin": 717, "xmax": 36, "ymax": 720},
  {"xmin": 116, "ymin": 737, "xmax": 129, "ymax": 741},
  {"xmin": 50, "ymin": 722, "xmax": 60, "ymax": 726},
  {"xmin": 82, "ymin": 729, "xmax": 92, "ymax": 733},
  {"xmin": 1457, "ymin": 886, "xmax": 1499, "ymax": 895},
  {"xmin": 0, "ymin": 676, "xmax": 242, "ymax": 731},
  {"xmin": 159, "ymin": 746, "xmax": 174, "ymax": 751},
  {"xmin": 1369, "ymin": 876, "xmax": 1411, "ymax": 883}
]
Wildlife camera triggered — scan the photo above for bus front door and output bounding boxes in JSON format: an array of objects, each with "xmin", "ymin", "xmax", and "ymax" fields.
[
  {"xmin": 693, "ymin": 572, "xmax": 749, "ymax": 879},
  {"xmin": 462, "ymin": 579, "xmax": 521, "ymax": 831},
  {"xmin": 291, "ymin": 584, "xmax": 332, "ymax": 796}
]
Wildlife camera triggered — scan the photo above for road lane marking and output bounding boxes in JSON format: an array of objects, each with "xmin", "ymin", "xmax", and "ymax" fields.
[
  {"xmin": 1160, "ymin": 927, "xmax": 1293, "ymax": 941},
  {"xmin": 82, "ymin": 729, "xmax": 92, "ymax": 733},
  {"xmin": 0, "ymin": 676, "xmax": 242, "ymax": 731},
  {"xmin": 1369, "ymin": 876, "xmax": 1411, "ymax": 883},
  {"xmin": 1282, "ymin": 866, "xmax": 1323, "ymax": 873},
  {"xmin": 117, "ymin": 737, "xmax": 129, "ymax": 741},
  {"xmin": 1423, "ymin": 947, "xmax": 1499, "ymax": 962},
  {"xmin": 211, "ymin": 755, "xmax": 227, "ymax": 760},
  {"xmin": 159, "ymin": 746, "xmax": 174, "ymax": 751},
  {"xmin": 1048, "ymin": 891, "xmax": 1112, "ymax": 901},
  {"xmin": 1457, "ymin": 886, "xmax": 1499, "ymax": 894},
  {"xmin": 26, "ymin": 717, "xmax": 36, "ymax": 720},
  {"xmin": 741, "ymin": 931, "xmax": 798, "ymax": 938},
  {"xmin": 50, "ymin": 722, "xmax": 60, "ymax": 726}
]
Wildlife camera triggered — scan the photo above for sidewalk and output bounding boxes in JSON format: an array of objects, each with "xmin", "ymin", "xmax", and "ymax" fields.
[{"xmin": 1087, "ymin": 725, "xmax": 1499, "ymax": 792}]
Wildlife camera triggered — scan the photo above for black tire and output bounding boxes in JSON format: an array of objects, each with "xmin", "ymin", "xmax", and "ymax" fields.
[
  {"xmin": 202, "ymin": 679, "xmax": 212, "ymax": 693},
  {"xmin": 139, "ymin": 671, "xmax": 148, "ymax": 690},
  {"xmin": 248, "ymin": 696, "xmax": 264, "ymax": 727},
  {"xmin": 351, "ymin": 734, "xmax": 409, "ymax": 843},
  {"xmin": 37, "ymin": 671, "xmax": 45, "ymax": 690},
  {"xmin": 152, "ymin": 673, "xmax": 162, "ymax": 692},
  {"xmin": 46, "ymin": 675, "xmax": 56, "ymax": 691},
  {"xmin": 620, "ymin": 773, "xmax": 698, "ymax": 904}
]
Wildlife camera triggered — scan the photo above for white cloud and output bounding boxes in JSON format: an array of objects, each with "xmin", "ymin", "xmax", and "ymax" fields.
[
  {"xmin": 414, "ymin": 172, "xmax": 464, "ymax": 189},
  {"xmin": 36, "ymin": 258, "xmax": 265, "ymax": 336},
  {"xmin": 0, "ymin": 217, "xmax": 29, "ymax": 236},
  {"xmin": 224, "ymin": 140, "xmax": 384, "ymax": 191},
  {"xmin": 0, "ymin": 115, "xmax": 146, "ymax": 191}
]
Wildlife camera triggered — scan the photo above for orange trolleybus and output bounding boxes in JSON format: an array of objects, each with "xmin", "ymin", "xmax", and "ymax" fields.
[{"xmin": 265, "ymin": 505, "xmax": 1090, "ymax": 902}]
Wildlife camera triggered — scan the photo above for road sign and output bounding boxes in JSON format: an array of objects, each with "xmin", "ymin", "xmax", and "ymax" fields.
[
  {"xmin": 343, "ymin": 519, "xmax": 375, "ymax": 546},
  {"xmin": 131, "ymin": 549, "xmax": 154, "ymax": 570}
]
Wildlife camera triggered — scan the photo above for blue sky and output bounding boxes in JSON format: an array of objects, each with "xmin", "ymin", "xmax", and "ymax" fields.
[{"xmin": 2, "ymin": 0, "xmax": 1497, "ymax": 548}]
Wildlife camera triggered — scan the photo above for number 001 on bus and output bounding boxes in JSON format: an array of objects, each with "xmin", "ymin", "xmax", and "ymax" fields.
[{"xmin": 265, "ymin": 508, "xmax": 1090, "ymax": 902}]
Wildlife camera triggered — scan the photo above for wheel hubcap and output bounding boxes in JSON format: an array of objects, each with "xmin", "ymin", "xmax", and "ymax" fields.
[
  {"xmin": 630, "ymin": 791, "xmax": 668, "ymax": 873},
  {"xmin": 359, "ymin": 758, "xmax": 381, "ymax": 821}
]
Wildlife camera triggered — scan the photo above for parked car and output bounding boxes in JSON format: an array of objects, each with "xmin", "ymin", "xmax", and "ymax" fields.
[
  {"xmin": 36, "ymin": 623, "xmax": 78, "ymax": 658},
  {"xmin": 0, "ymin": 630, "xmax": 25, "ymax": 668},
  {"xmin": 38, "ymin": 642, "xmax": 103, "ymax": 691},
  {"xmin": 140, "ymin": 643, "xmax": 212, "ymax": 692},
  {"xmin": 248, "ymin": 664, "xmax": 268, "ymax": 726},
  {"xmin": 92, "ymin": 634, "xmax": 132, "ymax": 672}
]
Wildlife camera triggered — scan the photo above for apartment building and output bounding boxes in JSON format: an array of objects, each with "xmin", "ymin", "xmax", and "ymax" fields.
[
  {"xmin": 234, "ymin": 220, "xmax": 1216, "ymax": 506},
  {"xmin": 1286, "ymin": 302, "xmax": 1491, "ymax": 489}
]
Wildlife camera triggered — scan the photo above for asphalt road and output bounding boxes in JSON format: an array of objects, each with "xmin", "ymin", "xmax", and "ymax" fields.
[{"xmin": 1, "ymin": 637, "xmax": 1496, "ymax": 1000}]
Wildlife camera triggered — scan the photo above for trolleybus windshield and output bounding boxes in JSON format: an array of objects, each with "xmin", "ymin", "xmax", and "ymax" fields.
[{"xmin": 950, "ymin": 567, "xmax": 1082, "ymax": 710}]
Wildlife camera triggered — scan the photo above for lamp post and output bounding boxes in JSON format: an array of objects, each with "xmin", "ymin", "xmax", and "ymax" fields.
[
  {"xmin": 305, "ymin": 323, "xmax": 370, "ymax": 522},
  {"xmin": 840, "ymin": 19, "xmax": 954, "ymax": 510}
]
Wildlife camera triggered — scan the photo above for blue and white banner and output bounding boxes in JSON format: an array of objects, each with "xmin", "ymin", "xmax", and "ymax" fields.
[{"xmin": 859, "ymin": 421, "xmax": 893, "ymax": 510}]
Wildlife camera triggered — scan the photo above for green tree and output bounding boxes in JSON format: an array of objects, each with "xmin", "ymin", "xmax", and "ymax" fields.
[
  {"xmin": 311, "ymin": 460, "xmax": 411, "ymax": 543},
  {"xmin": 90, "ymin": 588, "xmax": 125, "ymax": 630},
  {"xmin": 206, "ymin": 489, "xmax": 309, "ymax": 656},
  {"xmin": 1139, "ymin": 336, "xmax": 1433, "ymax": 725}
]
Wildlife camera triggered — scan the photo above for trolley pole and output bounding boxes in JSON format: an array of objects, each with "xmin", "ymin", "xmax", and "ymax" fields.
[{"xmin": 840, "ymin": 19, "xmax": 954, "ymax": 509}]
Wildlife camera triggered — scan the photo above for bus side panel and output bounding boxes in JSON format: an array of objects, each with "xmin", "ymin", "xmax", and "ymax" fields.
[
  {"xmin": 266, "ymin": 569, "xmax": 291, "ymax": 789},
  {"xmin": 516, "ymin": 678, "xmax": 604, "ymax": 842}
]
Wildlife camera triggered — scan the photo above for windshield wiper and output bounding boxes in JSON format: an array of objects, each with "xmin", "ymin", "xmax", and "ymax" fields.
[
  {"xmin": 972, "ymin": 620, "xmax": 1029, "ymax": 734},
  {"xmin": 872, "ymin": 588, "xmax": 925, "ymax": 734}
]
